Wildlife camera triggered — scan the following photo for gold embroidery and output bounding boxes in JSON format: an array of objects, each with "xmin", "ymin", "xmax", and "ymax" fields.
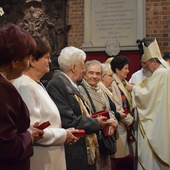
[{"xmin": 140, "ymin": 78, "xmax": 148, "ymax": 88}]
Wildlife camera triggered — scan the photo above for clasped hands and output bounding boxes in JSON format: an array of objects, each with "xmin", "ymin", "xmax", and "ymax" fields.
[
  {"xmin": 29, "ymin": 122, "xmax": 44, "ymax": 143},
  {"xmin": 97, "ymin": 116, "xmax": 118, "ymax": 136},
  {"xmin": 29, "ymin": 123, "xmax": 79, "ymax": 145},
  {"xmin": 65, "ymin": 128, "xmax": 79, "ymax": 145}
]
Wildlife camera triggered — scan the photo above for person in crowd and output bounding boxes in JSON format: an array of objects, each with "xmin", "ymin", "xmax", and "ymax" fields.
[
  {"xmin": 129, "ymin": 54, "xmax": 152, "ymax": 121},
  {"xmin": 13, "ymin": 36, "xmax": 78, "ymax": 170},
  {"xmin": 0, "ymin": 24, "xmax": 43, "ymax": 170},
  {"xmin": 98, "ymin": 63, "xmax": 127, "ymax": 122},
  {"xmin": 163, "ymin": 51, "xmax": 170, "ymax": 65},
  {"xmin": 98, "ymin": 63, "xmax": 128, "ymax": 169},
  {"xmin": 126, "ymin": 39, "xmax": 170, "ymax": 170},
  {"xmin": 129, "ymin": 53, "xmax": 152, "ymax": 169},
  {"xmin": 129, "ymin": 53, "xmax": 152, "ymax": 125},
  {"xmin": 46, "ymin": 46, "xmax": 108, "ymax": 170},
  {"xmin": 110, "ymin": 56, "xmax": 135, "ymax": 170},
  {"xmin": 129, "ymin": 54, "xmax": 152, "ymax": 88},
  {"xmin": 78, "ymin": 60, "xmax": 119, "ymax": 170}
]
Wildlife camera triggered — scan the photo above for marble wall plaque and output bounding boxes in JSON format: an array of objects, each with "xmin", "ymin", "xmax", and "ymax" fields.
[{"xmin": 82, "ymin": 0, "xmax": 145, "ymax": 51}]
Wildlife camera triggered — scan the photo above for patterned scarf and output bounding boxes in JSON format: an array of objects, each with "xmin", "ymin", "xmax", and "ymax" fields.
[
  {"xmin": 121, "ymin": 79, "xmax": 132, "ymax": 113},
  {"xmin": 81, "ymin": 79, "xmax": 110, "ymax": 112},
  {"xmin": 74, "ymin": 95, "xmax": 100, "ymax": 165},
  {"xmin": 119, "ymin": 79, "xmax": 135, "ymax": 143}
]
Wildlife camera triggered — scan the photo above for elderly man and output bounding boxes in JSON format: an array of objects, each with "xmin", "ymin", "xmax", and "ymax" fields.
[
  {"xmin": 129, "ymin": 54, "xmax": 151, "ymax": 90},
  {"xmin": 126, "ymin": 39, "xmax": 170, "ymax": 170},
  {"xmin": 46, "ymin": 46, "xmax": 108, "ymax": 170},
  {"xmin": 129, "ymin": 53, "xmax": 152, "ymax": 170}
]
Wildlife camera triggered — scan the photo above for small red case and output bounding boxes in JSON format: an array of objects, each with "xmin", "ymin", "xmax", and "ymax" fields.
[
  {"xmin": 91, "ymin": 110, "xmax": 110, "ymax": 137},
  {"xmin": 73, "ymin": 129, "xmax": 86, "ymax": 138},
  {"xmin": 91, "ymin": 110, "xmax": 110, "ymax": 119},
  {"xmin": 37, "ymin": 121, "xmax": 51, "ymax": 130}
]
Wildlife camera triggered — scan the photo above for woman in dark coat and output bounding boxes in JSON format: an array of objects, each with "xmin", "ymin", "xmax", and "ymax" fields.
[{"xmin": 0, "ymin": 24, "xmax": 43, "ymax": 170}]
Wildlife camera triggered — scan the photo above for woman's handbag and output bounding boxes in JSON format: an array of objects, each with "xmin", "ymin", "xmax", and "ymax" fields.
[{"xmin": 98, "ymin": 130, "xmax": 117, "ymax": 155}]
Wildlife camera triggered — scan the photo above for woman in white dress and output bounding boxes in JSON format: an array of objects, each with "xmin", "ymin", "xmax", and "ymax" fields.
[{"xmin": 13, "ymin": 36, "xmax": 78, "ymax": 170}]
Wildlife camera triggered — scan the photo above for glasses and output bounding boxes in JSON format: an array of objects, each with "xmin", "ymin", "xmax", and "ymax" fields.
[{"xmin": 105, "ymin": 74, "xmax": 113, "ymax": 77}]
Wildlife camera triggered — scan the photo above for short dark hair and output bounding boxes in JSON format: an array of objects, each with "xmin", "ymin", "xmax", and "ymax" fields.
[
  {"xmin": 0, "ymin": 24, "xmax": 36, "ymax": 65},
  {"xmin": 163, "ymin": 52, "xmax": 170, "ymax": 60},
  {"xmin": 110, "ymin": 55, "xmax": 130, "ymax": 73},
  {"xmin": 32, "ymin": 36, "xmax": 51, "ymax": 61}
]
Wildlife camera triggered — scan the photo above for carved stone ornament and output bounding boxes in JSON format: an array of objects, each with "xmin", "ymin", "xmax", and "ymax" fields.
[
  {"xmin": 0, "ymin": 0, "xmax": 69, "ymax": 85},
  {"xmin": 105, "ymin": 40, "xmax": 120, "ymax": 57},
  {"xmin": 0, "ymin": 0, "xmax": 69, "ymax": 67}
]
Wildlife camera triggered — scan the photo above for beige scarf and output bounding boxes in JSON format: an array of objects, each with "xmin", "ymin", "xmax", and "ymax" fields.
[
  {"xmin": 74, "ymin": 95, "xmax": 100, "ymax": 165},
  {"xmin": 98, "ymin": 82, "xmax": 114, "ymax": 102},
  {"xmin": 81, "ymin": 79, "xmax": 110, "ymax": 112}
]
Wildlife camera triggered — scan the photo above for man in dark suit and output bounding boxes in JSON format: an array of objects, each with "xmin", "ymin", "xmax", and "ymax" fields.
[{"xmin": 46, "ymin": 46, "xmax": 107, "ymax": 170}]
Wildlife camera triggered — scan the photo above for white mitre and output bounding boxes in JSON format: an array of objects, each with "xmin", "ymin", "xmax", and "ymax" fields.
[{"xmin": 143, "ymin": 39, "xmax": 170, "ymax": 69}]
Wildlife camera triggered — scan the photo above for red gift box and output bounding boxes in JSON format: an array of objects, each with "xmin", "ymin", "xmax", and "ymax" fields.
[
  {"xmin": 73, "ymin": 129, "xmax": 86, "ymax": 138},
  {"xmin": 91, "ymin": 110, "xmax": 110, "ymax": 137},
  {"xmin": 91, "ymin": 110, "xmax": 110, "ymax": 119},
  {"xmin": 37, "ymin": 121, "xmax": 51, "ymax": 130}
]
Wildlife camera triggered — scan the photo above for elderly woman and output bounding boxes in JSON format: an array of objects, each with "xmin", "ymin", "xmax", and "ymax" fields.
[
  {"xmin": 0, "ymin": 24, "xmax": 43, "ymax": 170},
  {"xmin": 79, "ymin": 60, "xmax": 118, "ymax": 170},
  {"xmin": 13, "ymin": 36, "xmax": 78, "ymax": 170},
  {"xmin": 98, "ymin": 63, "xmax": 126, "ymax": 122},
  {"xmin": 110, "ymin": 56, "xmax": 135, "ymax": 170}
]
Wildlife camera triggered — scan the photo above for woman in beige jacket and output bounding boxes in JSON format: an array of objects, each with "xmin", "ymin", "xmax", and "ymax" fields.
[{"xmin": 110, "ymin": 56, "xmax": 135, "ymax": 170}]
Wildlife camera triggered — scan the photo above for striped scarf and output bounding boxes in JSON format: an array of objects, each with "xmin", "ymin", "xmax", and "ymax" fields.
[
  {"xmin": 120, "ymin": 79, "xmax": 135, "ymax": 143},
  {"xmin": 121, "ymin": 79, "xmax": 132, "ymax": 113}
]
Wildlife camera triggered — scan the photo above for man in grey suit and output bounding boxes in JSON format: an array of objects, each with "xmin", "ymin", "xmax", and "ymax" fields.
[{"xmin": 46, "ymin": 46, "xmax": 108, "ymax": 170}]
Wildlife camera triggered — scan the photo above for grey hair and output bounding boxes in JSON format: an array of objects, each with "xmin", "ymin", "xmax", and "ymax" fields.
[
  {"xmin": 58, "ymin": 46, "xmax": 86, "ymax": 72},
  {"xmin": 105, "ymin": 57, "xmax": 114, "ymax": 64},
  {"xmin": 101, "ymin": 63, "xmax": 111, "ymax": 76},
  {"xmin": 84, "ymin": 60, "xmax": 102, "ymax": 73}
]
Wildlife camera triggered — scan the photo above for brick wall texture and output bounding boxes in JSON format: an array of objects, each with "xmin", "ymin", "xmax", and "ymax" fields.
[
  {"xmin": 67, "ymin": 0, "xmax": 170, "ymax": 53},
  {"xmin": 67, "ymin": 0, "xmax": 84, "ymax": 48}
]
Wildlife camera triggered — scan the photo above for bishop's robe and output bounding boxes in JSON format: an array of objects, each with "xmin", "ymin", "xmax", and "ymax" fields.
[{"xmin": 133, "ymin": 65, "xmax": 170, "ymax": 170}]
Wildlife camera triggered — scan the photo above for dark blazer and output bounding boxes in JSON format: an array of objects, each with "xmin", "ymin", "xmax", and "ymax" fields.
[
  {"xmin": 46, "ymin": 70, "xmax": 100, "ymax": 170},
  {"xmin": 0, "ymin": 75, "xmax": 33, "ymax": 170}
]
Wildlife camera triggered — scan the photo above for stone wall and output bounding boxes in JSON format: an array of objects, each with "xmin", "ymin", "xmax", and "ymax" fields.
[{"xmin": 67, "ymin": 0, "xmax": 170, "ymax": 53}]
